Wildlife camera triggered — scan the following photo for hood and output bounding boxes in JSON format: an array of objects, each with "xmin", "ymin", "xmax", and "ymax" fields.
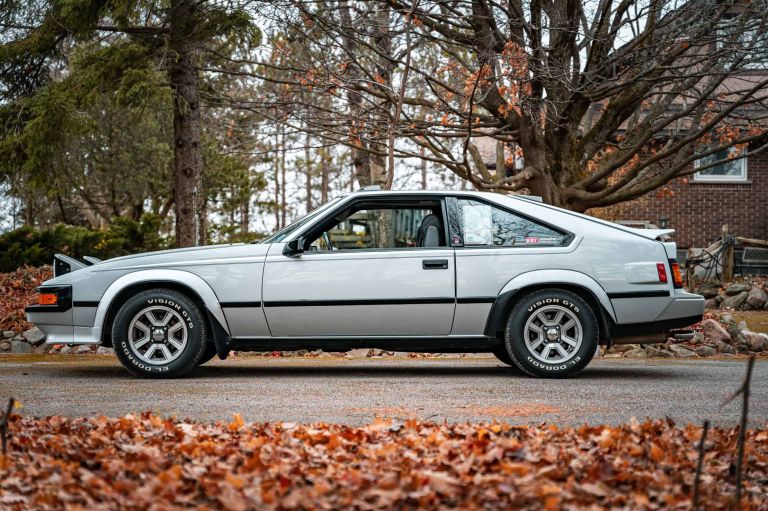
[{"xmin": 78, "ymin": 242, "xmax": 271, "ymax": 272}]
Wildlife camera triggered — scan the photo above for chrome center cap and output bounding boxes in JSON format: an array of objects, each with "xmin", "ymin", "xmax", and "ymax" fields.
[
  {"xmin": 152, "ymin": 328, "xmax": 165, "ymax": 342},
  {"xmin": 545, "ymin": 327, "xmax": 560, "ymax": 341}
]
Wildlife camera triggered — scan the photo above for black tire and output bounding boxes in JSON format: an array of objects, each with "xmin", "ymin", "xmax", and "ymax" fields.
[
  {"xmin": 505, "ymin": 289, "xmax": 598, "ymax": 378},
  {"xmin": 492, "ymin": 345, "xmax": 515, "ymax": 366},
  {"xmin": 197, "ymin": 342, "xmax": 219, "ymax": 366},
  {"xmin": 112, "ymin": 289, "xmax": 207, "ymax": 378}
]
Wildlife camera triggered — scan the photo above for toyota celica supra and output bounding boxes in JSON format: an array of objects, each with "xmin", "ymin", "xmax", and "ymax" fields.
[{"xmin": 25, "ymin": 188, "xmax": 704, "ymax": 378}]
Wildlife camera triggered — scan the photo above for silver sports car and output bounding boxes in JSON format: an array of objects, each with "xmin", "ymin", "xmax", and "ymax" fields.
[{"xmin": 26, "ymin": 188, "xmax": 704, "ymax": 378}]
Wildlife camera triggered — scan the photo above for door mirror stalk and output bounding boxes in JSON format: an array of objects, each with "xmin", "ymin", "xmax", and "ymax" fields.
[{"xmin": 283, "ymin": 237, "xmax": 305, "ymax": 257}]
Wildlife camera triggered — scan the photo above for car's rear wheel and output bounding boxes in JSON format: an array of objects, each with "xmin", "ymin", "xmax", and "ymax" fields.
[
  {"xmin": 504, "ymin": 289, "xmax": 598, "ymax": 378},
  {"xmin": 112, "ymin": 289, "xmax": 207, "ymax": 378}
]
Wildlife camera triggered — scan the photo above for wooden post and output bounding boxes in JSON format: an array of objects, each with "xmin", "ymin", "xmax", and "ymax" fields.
[{"xmin": 721, "ymin": 224, "xmax": 734, "ymax": 282}]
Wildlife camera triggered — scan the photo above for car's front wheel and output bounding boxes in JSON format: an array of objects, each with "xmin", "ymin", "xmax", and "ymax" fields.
[
  {"xmin": 504, "ymin": 289, "xmax": 598, "ymax": 378},
  {"xmin": 112, "ymin": 289, "xmax": 207, "ymax": 378}
]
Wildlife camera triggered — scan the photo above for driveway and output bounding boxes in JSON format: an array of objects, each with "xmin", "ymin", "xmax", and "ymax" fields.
[{"xmin": 0, "ymin": 355, "xmax": 765, "ymax": 427}]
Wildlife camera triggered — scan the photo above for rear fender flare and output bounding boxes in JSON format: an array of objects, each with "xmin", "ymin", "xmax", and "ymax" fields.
[{"xmin": 484, "ymin": 270, "xmax": 617, "ymax": 337}]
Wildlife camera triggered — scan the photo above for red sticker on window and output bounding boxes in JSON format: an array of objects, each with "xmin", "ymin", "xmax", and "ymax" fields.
[{"xmin": 525, "ymin": 237, "xmax": 540, "ymax": 244}]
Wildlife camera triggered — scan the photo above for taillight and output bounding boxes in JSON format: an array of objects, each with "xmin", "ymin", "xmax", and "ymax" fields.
[
  {"xmin": 38, "ymin": 293, "xmax": 58, "ymax": 305},
  {"xmin": 670, "ymin": 261, "xmax": 683, "ymax": 288},
  {"xmin": 656, "ymin": 263, "xmax": 668, "ymax": 283}
]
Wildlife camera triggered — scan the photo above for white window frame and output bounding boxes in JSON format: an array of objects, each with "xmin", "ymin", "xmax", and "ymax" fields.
[{"xmin": 693, "ymin": 148, "xmax": 748, "ymax": 183}]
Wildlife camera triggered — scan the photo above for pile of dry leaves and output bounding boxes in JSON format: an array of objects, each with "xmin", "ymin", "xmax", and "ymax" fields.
[
  {"xmin": 0, "ymin": 266, "xmax": 52, "ymax": 333},
  {"xmin": 1, "ymin": 413, "xmax": 766, "ymax": 509}
]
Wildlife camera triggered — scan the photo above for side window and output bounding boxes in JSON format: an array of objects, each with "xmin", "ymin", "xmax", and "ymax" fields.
[
  {"xmin": 310, "ymin": 206, "xmax": 445, "ymax": 250},
  {"xmin": 451, "ymin": 198, "xmax": 568, "ymax": 247}
]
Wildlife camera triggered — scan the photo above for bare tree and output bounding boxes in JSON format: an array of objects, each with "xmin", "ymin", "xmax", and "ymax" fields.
[{"xmin": 245, "ymin": 0, "xmax": 768, "ymax": 210}]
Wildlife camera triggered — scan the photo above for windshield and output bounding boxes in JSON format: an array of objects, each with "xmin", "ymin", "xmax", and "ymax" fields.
[{"xmin": 261, "ymin": 196, "xmax": 344, "ymax": 243}]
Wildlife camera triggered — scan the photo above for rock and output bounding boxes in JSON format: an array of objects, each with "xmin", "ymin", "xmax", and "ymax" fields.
[
  {"xmin": 717, "ymin": 290, "xmax": 728, "ymax": 303},
  {"xmin": 704, "ymin": 299, "xmax": 719, "ymax": 310},
  {"xmin": 60, "ymin": 345, "xmax": 74, "ymax": 354},
  {"xmin": 694, "ymin": 345, "xmax": 717, "ymax": 357},
  {"xmin": 96, "ymin": 347, "xmax": 115, "ymax": 355},
  {"xmin": 669, "ymin": 344, "xmax": 696, "ymax": 358},
  {"xmin": 737, "ymin": 321, "xmax": 749, "ymax": 331},
  {"xmin": 716, "ymin": 341, "xmax": 735, "ymax": 354},
  {"xmin": 3, "ymin": 330, "xmax": 15, "ymax": 339},
  {"xmin": 690, "ymin": 332, "xmax": 705, "ymax": 345},
  {"xmin": 645, "ymin": 346, "xmax": 674, "ymax": 358},
  {"xmin": 74, "ymin": 345, "xmax": 93, "ymax": 354},
  {"xmin": 725, "ymin": 283, "xmax": 751, "ymax": 296},
  {"xmin": 0, "ymin": 341, "xmax": 10, "ymax": 351},
  {"xmin": 719, "ymin": 313, "xmax": 734, "ymax": 324},
  {"xmin": 607, "ymin": 344, "xmax": 639, "ymax": 354},
  {"xmin": 33, "ymin": 343, "xmax": 51, "ymax": 354},
  {"xmin": 623, "ymin": 348, "xmax": 648, "ymax": 358},
  {"xmin": 699, "ymin": 319, "xmax": 731, "ymax": 344},
  {"xmin": 347, "ymin": 348, "xmax": 372, "ymax": 358},
  {"xmin": 10, "ymin": 340, "xmax": 32, "ymax": 354},
  {"xmin": 22, "ymin": 326, "xmax": 46, "ymax": 346},
  {"xmin": 744, "ymin": 331, "xmax": 768, "ymax": 352},
  {"xmin": 745, "ymin": 287, "xmax": 768, "ymax": 309},
  {"xmin": 698, "ymin": 285, "xmax": 721, "ymax": 299},
  {"xmin": 721, "ymin": 291, "xmax": 748, "ymax": 310},
  {"xmin": 714, "ymin": 294, "xmax": 723, "ymax": 304}
]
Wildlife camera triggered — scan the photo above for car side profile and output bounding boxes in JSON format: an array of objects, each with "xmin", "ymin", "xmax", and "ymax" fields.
[{"xmin": 25, "ymin": 189, "xmax": 704, "ymax": 378}]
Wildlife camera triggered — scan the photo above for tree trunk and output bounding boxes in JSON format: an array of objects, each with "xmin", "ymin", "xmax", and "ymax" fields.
[
  {"xmin": 274, "ymin": 132, "xmax": 281, "ymax": 230},
  {"xmin": 169, "ymin": 0, "xmax": 205, "ymax": 247},
  {"xmin": 280, "ymin": 129, "xmax": 287, "ymax": 227},
  {"xmin": 320, "ymin": 147, "xmax": 329, "ymax": 203},
  {"xmin": 305, "ymin": 132, "xmax": 312, "ymax": 213}
]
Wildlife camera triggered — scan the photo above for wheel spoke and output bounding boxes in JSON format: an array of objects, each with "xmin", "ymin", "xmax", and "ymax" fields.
[
  {"xmin": 168, "ymin": 337, "xmax": 184, "ymax": 350},
  {"xmin": 553, "ymin": 344, "xmax": 569, "ymax": 358},
  {"xmin": 145, "ymin": 310, "xmax": 170, "ymax": 327},
  {"xmin": 528, "ymin": 336, "xmax": 545, "ymax": 351},
  {"xmin": 144, "ymin": 344, "xmax": 159, "ymax": 359},
  {"xmin": 551, "ymin": 310, "xmax": 565, "ymax": 326},
  {"xmin": 561, "ymin": 335, "xmax": 578, "ymax": 347},
  {"xmin": 535, "ymin": 312, "xmax": 549, "ymax": 325},
  {"xmin": 561, "ymin": 319, "xmax": 576, "ymax": 332},
  {"xmin": 168, "ymin": 322, "xmax": 183, "ymax": 336},
  {"xmin": 158, "ymin": 345, "xmax": 173, "ymax": 361},
  {"xmin": 133, "ymin": 336, "xmax": 151, "ymax": 350}
]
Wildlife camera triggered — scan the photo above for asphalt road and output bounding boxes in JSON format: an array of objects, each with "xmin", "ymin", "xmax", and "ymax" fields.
[{"xmin": 1, "ymin": 354, "xmax": 766, "ymax": 427}]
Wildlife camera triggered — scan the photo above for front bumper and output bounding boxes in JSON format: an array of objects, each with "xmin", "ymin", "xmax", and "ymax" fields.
[{"xmin": 25, "ymin": 285, "xmax": 101, "ymax": 345}]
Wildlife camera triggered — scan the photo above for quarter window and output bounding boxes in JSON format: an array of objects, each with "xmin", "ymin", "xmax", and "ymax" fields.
[{"xmin": 451, "ymin": 198, "xmax": 568, "ymax": 247}]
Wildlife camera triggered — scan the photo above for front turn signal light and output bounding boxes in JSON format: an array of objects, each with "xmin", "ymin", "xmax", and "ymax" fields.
[
  {"xmin": 670, "ymin": 261, "xmax": 684, "ymax": 288},
  {"xmin": 38, "ymin": 293, "xmax": 58, "ymax": 305}
]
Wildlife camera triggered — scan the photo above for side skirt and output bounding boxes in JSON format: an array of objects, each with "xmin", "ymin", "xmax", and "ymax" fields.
[{"xmin": 229, "ymin": 336, "xmax": 500, "ymax": 353}]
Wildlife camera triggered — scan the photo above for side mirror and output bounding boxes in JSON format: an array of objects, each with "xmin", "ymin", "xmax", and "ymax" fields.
[{"xmin": 283, "ymin": 237, "xmax": 305, "ymax": 257}]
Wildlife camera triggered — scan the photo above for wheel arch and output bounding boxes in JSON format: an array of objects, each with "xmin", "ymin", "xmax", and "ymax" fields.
[
  {"xmin": 483, "ymin": 270, "xmax": 617, "ymax": 345},
  {"xmin": 95, "ymin": 270, "xmax": 230, "ymax": 353}
]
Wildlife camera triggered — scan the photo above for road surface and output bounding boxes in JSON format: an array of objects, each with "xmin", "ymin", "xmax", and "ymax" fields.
[{"xmin": 0, "ymin": 354, "xmax": 765, "ymax": 427}]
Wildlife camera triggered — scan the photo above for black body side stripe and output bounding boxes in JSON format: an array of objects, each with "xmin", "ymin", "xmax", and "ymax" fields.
[
  {"xmin": 263, "ymin": 298, "xmax": 455, "ymax": 307},
  {"xmin": 73, "ymin": 301, "xmax": 99, "ymax": 308},
  {"xmin": 456, "ymin": 297, "xmax": 496, "ymax": 304},
  {"xmin": 607, "ymin": 291, "xmax": 671, "ymax": 299},
  {"xmin": 221, "ymin": 301, "xmax": 262, "ymax": 308}
]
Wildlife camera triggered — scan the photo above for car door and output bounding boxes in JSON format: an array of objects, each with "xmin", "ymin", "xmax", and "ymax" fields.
[{"xmin": 261, "ymin": 196, "xmax": 456, "ymax": 337}]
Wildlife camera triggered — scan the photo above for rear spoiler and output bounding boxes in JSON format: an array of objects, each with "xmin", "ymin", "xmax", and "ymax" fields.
[
  {"xmin": 53, "ymin": 254, "xmax": 102, "ymax": 277},
  {"xmin": 621, "ymin": 228, "xmax": 675, "ymax": 241}
]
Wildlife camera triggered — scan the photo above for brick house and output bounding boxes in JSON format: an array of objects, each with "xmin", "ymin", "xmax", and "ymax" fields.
[{"xmin": 593, "ymin": 145, "xmax": 768, "ymax": 251}]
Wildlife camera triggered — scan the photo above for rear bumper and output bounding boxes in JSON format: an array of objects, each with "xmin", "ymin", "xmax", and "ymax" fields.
[{"xmin": 613, "ymin": 293, "xmax": 704, "ymax": 337}]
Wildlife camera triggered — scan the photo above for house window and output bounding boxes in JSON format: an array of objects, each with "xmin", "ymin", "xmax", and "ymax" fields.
[{"xmin": 693, "ymin": 148, "xmax": 748, "ymax": 182}]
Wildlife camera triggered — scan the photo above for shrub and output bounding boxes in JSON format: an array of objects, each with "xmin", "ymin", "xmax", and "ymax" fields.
[{"xmin": 0, "ymin": 215, "xmax": 169, "ymax": 272}]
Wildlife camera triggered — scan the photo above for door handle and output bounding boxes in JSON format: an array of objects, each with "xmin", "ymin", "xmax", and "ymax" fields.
[{"xmin": 422, "ymin": 259, "xmax": 449, "ymax": 270}]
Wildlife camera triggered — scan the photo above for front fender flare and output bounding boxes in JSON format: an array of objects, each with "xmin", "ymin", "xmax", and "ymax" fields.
[
  {"xmin": 93, "ymin": 269, "xmax": 230, "ymax": 343},
  {"xmin": 484, "ymin": 269, "xmax": 617, "ymax": 337}
]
